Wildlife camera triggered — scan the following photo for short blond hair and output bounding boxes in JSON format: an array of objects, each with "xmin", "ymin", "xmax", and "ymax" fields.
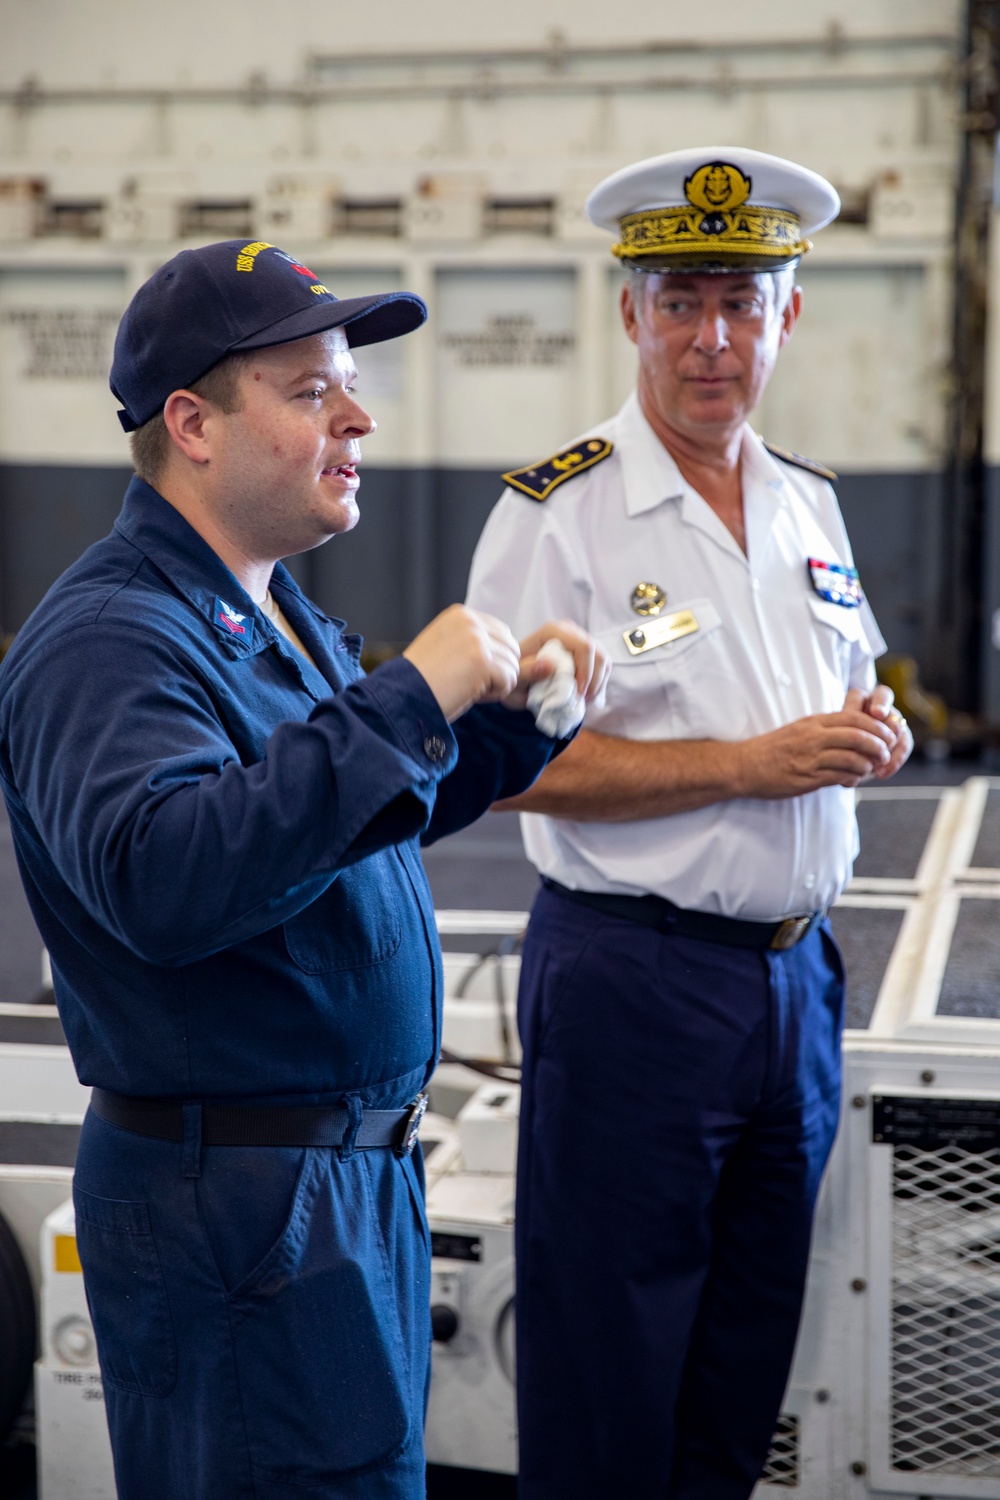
[{"xmin": 128, "ymin": 351, "xmax": 256, "ymax": 486}]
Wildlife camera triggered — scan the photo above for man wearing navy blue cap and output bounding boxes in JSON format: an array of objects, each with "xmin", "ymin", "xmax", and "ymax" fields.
[{"xmin": 0, "ymin": 239, "xmax": 607, "ymax": 1500}]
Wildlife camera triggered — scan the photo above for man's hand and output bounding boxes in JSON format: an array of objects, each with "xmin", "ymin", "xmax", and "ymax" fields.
[
  {"xmin": 502, "ymin": 620, "xmax": 611, "ymax": 712},
  {"xmin": 736, "ymin": 688, "xmax": 898, "ymax": 798},
  {"xmin": 403, "ymin": 606, "xmax": 522, "ymax": 722},
  {"xmin": 859, "ymin": 683, "xmax": 914, "ymax": 780}
]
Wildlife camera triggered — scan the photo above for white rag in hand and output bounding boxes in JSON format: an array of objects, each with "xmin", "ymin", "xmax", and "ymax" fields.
[{"xmin": 526, "ymin": 639, "xmax": 586, "ymax": 739}]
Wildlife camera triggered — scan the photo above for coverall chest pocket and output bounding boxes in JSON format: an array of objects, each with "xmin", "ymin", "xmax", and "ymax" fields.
[
  {"xmin": 283, "ymin": 849, "xmax": 404, "ymax": 974},
  {"xmin": 72, "ymin": 1185, "xmax": 177, "ymax": 1397},
  {"xmin": 225, "ymin": 1149, "xmax": 414, "ymax": 1480}
]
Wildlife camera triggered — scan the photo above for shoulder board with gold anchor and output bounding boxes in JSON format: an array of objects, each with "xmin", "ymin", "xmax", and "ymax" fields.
[
  {"xmin": 762, "ymin": 441, "xmax": 838, "ymax": 482},
  {"xmin": 502, "ymin": 438, "xmax": 614, "ymax": 502}
]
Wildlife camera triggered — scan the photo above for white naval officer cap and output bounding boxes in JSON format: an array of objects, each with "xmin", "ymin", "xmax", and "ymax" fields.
[{"xmin": 586, "ymin": 147, "xmax": 840, "ymax": 273}]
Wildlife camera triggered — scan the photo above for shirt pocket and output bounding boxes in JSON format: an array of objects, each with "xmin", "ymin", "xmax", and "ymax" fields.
[
  {"xmin": 283, "ymin": 848, "xmax": 404, "ymax": 975},
  {"xmin": 72, "ymin": 1185, "xmax": 177, "ymax": 1397},
  {"xmin": 595, "ymin": 598, "xmax": 741, "ymax": 741},
  {"xmin": 807, "ymin": 594, "xmax": 863, "ymax": 705}
]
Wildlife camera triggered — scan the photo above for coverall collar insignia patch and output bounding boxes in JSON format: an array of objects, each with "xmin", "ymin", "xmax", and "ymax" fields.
[{"xmin": 211, "ymin": 596, "xmax": 257, "ymax": 647}]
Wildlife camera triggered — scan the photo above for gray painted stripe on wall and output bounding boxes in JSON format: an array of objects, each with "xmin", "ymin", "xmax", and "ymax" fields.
[{"xmin": 0, "ymin": 463, "xmax": 941, "ymax": 665}]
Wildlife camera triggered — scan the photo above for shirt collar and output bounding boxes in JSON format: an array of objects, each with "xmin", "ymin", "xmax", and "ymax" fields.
[
  {"xmin": 113, "ymin": 477, "xmax": 348, "ymax": 659},
  {"xmin": 615, "ymin": 394, "xmax": 789, "ymax": 515},
  {"xmin": 616, "ymin": 392, "xmax": 687, "ymax": 519},
  {"xmin": 614, "ymin": 396, "xmax": 793, "ymax": 568},
  {"xmin": 740, "ymin": 426, "xmax": 791, "ymax": 493},
  {"xmin": 739, "ymin": 427, "xmax": 789, "ymax": 561}
]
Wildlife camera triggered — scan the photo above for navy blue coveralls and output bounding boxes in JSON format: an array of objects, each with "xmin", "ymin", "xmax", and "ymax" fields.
[{"xmin": 0, "ymin": 479, "xmax": 565, "ymax": 1500}]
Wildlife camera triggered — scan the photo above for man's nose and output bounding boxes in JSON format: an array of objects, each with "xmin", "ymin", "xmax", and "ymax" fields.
[
  {"xmin": 334, "ymin": 397, "xmax": 377, "ymax": 439},
  {"xmin": 693, "ymin": 314, "xmax": 729, "ymax": 355}
]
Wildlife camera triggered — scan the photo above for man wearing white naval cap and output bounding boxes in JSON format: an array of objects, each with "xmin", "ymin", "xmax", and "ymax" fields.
[{"xmin": 466, "ymin": 147, "xmax": 913, "ymax": 1499}]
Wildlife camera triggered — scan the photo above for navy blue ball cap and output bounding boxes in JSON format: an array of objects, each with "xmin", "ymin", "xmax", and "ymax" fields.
[{"xmin": 110, "ymin": 238, "xmax": 428, "ymax": 432}]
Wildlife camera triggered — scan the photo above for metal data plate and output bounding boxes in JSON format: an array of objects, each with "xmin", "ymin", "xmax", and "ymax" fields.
[
  {"xmin": 430, "ymin": 1230, "xmax": 482, "ymax": 1262},
  {"xmin": 872, "ymin": 1094, "xmax": 1000, "ymax": 1150},
  {"xmin": 623, "ymin": 609, "xmax": 699, "ymax": 656}
]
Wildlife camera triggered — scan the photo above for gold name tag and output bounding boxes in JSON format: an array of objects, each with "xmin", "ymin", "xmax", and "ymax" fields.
[{"xmin": 623, "ymin": 609, "xmax": 699, "ymax": 656}]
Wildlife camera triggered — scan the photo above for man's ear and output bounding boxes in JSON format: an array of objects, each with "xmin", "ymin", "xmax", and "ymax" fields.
[
  {"xmin": 163, "ymin": 390, "xmax": 214, "ymax": 467},
  {"xmin": 620, "ymin": 281, "xmax": 641, "ymax": 347},
  {"xmin": 778, "ymin": 284, "xmax": 803, "ymax": 349}
]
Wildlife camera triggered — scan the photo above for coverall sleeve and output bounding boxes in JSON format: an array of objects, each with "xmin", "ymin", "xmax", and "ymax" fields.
[
  {"xmin": 2, "ymin": 628, "xmax": 456, "ymax": 966},
  {"xmin": 422, "ymin": 700, "xmax": 570, "ymax": 846}
]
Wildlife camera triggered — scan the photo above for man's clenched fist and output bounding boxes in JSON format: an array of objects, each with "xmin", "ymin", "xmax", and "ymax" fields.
[
  {"xmin": 403, "ymin": 608, "xmax": 609, "ymax": 726},
  {"xmin": 404, "ymin": 605, "xmax": 522, "ymax": 722}
]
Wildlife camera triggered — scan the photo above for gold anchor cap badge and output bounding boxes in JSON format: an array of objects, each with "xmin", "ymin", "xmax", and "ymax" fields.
[{"xmin": 630, "ymin": 582, "xmax": 666, "ymax": 616}]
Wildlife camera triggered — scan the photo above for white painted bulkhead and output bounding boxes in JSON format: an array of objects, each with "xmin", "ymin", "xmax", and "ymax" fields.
[{"xmin": 0, "ymin": 0, "xmax": 967, "ymax": 673}]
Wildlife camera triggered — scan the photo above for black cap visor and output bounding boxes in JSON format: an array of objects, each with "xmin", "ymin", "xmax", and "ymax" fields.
[
  {"xmin": 115, "ymin": 289, "xmax": 427, "ymax": 430},
  {"xmin": 230, "ymin": 290, "xmax": 427, "ymax": 353},
  {"xmin": 625, "ymin": 252, "xmax": 802, "ymax": 274}
]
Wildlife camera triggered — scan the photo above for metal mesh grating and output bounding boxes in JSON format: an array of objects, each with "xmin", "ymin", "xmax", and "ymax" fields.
[
  {"xmin": 854, "ymin": 795, "xmax": 939, "ymax": 880},
  {"xmin": 760, "ymin": 1413, "xmax": 799, "ymax": 1487},
  {"xmin": 937, "ymin": 898, "xmax": 1000, "ymax": 1019},
  {"xmin": 890, "ymin": 1145, "xmax": 1000, "ymax": 1476},
  {"xmin": 827, "ymin": 905, "xmax": 905, "ymax": 1030}
]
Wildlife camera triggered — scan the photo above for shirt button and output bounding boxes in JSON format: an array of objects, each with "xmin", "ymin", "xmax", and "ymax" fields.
[
  {"xmin": 779, "ymin": 672, "xmax": 792, "ymax": 687},
  {"xmin": 751, "ymin": 578, "xmax": 760, "ymax": 592},
  {"xmin": 804, "ymin": 872, "xmax": 816, "ymax": 890},
  {"xmin": 423, "ymin": 735, "xmax": 447, "ymax": 763}
]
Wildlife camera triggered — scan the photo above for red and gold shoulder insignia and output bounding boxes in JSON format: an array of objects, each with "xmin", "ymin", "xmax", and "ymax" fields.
[
  {"xmin": 762, "ymin": 441, "xmax": 838, "ymax": 482},
  {"xmin": 502, "ymin": 438, "xmax": 614, "ymax": 502}
]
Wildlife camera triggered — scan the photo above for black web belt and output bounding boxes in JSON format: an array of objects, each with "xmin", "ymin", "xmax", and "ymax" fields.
[
  {"xmin": 542, "ymin": 878, "xmax": 823, "ymax": 952},
  {"xmin": 90, "ymin": 1087, "xmax": 428, "ymax": 1156}
]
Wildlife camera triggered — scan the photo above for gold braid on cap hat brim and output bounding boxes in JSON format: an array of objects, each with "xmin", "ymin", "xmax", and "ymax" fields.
[{"xmin": 612, "ymin": 204, "xmax": 811, "ymax": 264}]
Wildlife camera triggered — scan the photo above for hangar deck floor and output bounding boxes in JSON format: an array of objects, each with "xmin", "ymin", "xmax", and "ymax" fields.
[
  {"xmin": 0, "ymin": 755, "xmax": 975, "ymax": 1011},
  {"xmin": 421, "ymin": 760, "xmax": 976, "ymax": 1022},
  {"xmin": 0, "ymin": 759, "xmax": 987, "ymax": 1500}
]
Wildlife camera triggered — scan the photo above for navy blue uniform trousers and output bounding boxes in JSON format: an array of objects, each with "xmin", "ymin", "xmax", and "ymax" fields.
[
  {"xmin": 514, "ymin": 884, "xmax": 844, "ymax": 1500},
  {"xmin": 73, "ymin": 1110, "xmax": 431, "ymax": 1500}
]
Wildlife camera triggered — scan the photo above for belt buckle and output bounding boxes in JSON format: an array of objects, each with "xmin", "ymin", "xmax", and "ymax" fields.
[
  {"xmin": 770, "ymin": 915, "xmax": 812, "ymax": 952},
  {"xmin": 397, "ymin": 1092, "xmax": 428, "ymax": 1157}
]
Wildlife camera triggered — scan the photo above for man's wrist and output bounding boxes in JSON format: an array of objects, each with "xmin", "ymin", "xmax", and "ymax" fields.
[{"xmin": 722, "ymin": 736, "xmax": 755, "ymax": 801}]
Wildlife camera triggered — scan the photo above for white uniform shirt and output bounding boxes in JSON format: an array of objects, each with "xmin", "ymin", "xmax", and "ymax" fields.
[{"xmin": 466, "ymin": 392, "xmax": 886, "ymax": 922}]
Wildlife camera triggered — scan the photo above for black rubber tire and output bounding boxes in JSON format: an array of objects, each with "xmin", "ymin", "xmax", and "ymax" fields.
[{"xmin": 0, "ymin": 1207, "xmax": 34, "ymax": 1442}]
